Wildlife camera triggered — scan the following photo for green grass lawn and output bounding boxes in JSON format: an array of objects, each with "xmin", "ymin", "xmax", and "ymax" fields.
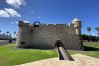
[
  {"xmin": 0, "ymin": 43, "xmax": 99, "ymax": 66},
  {"xmin": 69, "ymin": 43, "xmax": 99, "ymax": 58},
  {"xmin": 0, "ymin": 44, "xmax": 57, "ymax": 66}
]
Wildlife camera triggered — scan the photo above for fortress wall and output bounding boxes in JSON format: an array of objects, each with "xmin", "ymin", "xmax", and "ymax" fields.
[
  {"xmin": 17, "ymin": 22, "xmax": 83, "ymax": 50},
  {"xmin": 31, "ymin": 25, "xmax": 57, "ymax": 49},
  {"xmin": 27, "ymin": 24, "xmax": 82, "ymax": 50},
  {"xmin": 16, "ymin": 28, "xmax": 21, "ymax": 46},
  {"xmin": 20, "ymin": 32, "xmax": 32, "ymax": 47},
  {"xmin": 16, "ymin": 18, "xmax": 83, "ymax": 50},
  {"xmin": 56, "ymin": 25, "xmax": 75, "ymax": 49},
  {"xmin": 71, "ymin": 35, "xmax": 83, "ymax": 50},
  {"xmin": 17, "ymin": 25, "xmax": 33, "ymax": 47}
]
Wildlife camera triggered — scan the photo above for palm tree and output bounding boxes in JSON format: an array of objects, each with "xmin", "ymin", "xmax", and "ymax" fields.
[
  {"xmin": 95, "ymin": 26, "xmax": 99, "ymax": 36},
  {"xmin": 87, "ymin": 27, "xmax": 91, "ymax": 42},
  {"xmin": 9, "ymin": 33, "xmax": 11, "ymax": 36},
  {"xmin": 6, "ymin": 31, "xmax": 9, "ymax": 35},
  {"xmin": 16, "ymin": 34, "xmax": 17, "ymax": 37},
  {"xmin": 0, "ymin": 30, "xmax": 1, "ymax": 34},
  {"xmin": 3, "ymin": 33, "xmax": 5, "ymax": 39},
  {"xmin": 14, "ymin": 31, "xmax": 16, "ymax": 38},
  {"xmin": 9, "ymin": 33, "xmax": 12, "ymax": 39}
]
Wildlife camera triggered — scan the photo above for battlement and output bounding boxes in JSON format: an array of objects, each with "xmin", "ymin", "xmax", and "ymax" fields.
[
  {"xmin": 18, "ymin": 18, "xmax": 81, "ymax": 29},
  {"xmin": 18, "ymin": 21, "xmax": 74, "ymax": 28},
  {"xmin": 18, "ymin": 21, "xmax": 31, "ymax": 27},
  {"xmin": 18, "ymin": 18, "xmax": 82, "ymax": 35}
]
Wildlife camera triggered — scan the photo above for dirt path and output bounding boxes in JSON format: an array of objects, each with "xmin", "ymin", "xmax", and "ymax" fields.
[{"xmin": 16, "ymin": 54, "xmax": 99, "ymax": 66}]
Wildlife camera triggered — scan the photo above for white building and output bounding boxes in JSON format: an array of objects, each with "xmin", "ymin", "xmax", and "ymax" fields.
[{"xmin": 0, "ymin": 34, "xmax": 12, "ymax": 39}]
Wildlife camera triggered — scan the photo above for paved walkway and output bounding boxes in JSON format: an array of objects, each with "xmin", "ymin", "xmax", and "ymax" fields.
[{"xmin": 16, "ymin": 54, "xmax": 99, "ymax": 66}]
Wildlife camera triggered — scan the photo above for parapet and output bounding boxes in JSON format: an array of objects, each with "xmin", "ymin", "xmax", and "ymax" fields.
[
  {"xmin": 18, "ymin": 20, "xmax": 81, "ymax": 28},
  {"xmin": 18, "ymin": 21, "xmax": 23, "ymax": 27},
  {"xmin": 48, "ymin": 24, "xmax": 55, "ymax": 26},
  {"xmin": 56, "ymin": 24, "xmax": 66, "ymax": 26},
  {"xmin": 18, "ymin": 21, "xmax": 30, "ymax": 27},
  {"xmin": 18, "ymin": 18, "xmax": 82, "ymax": 35}
]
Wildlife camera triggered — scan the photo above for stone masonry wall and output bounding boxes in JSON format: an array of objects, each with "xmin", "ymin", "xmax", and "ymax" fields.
[{"xmin": 16, "ymin": 22, "xmax": 83, "ymax": 50}]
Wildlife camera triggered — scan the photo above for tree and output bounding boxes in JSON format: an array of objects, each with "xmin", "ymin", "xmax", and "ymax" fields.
[
  {"xmin": 87, "ymin": 27, "xmax": 91, "ymax": 42},
  {"xmin": 14, "ymin": 31, "xmax": 16, "ymax": 38},
  {"xmin": 6, "ymin": 31, "xmax": 9, "ymax": 35},
  {"xmin": 0, "ymin": 30, "xmax": 1, "ymax": 34},
  {"xmin": 95, "ymin": 26, "xmax": 99, "ymax": 36},
  {"xmin": 3, "ymin": 33, "xmax": 5, "ymax": 39},
  {"xmin": 9, "ymin": 33, "xmax": 12, "ymax": 39},
  {"xmin": 9, "ymin": 33, "xmax": 11, "ymax": 36},
  {"xmin": 81, "ymin": 34, "xmax": 98, "ymax": 42}
]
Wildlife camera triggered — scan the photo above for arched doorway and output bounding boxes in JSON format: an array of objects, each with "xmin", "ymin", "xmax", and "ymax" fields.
[{"xmin": 55, "ymin": 39, "xmax": 64, "ymax": 48}]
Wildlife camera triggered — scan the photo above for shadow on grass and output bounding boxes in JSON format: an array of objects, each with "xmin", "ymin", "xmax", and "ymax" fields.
[{"xmin": 84, "ymin": 46, "xmax": 99, "ymax": 51}]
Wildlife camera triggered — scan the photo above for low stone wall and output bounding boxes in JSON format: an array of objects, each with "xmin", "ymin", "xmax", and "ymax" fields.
[{"xmin": 0, "ymin": 40, "xmax": 9, "ymax": 45}]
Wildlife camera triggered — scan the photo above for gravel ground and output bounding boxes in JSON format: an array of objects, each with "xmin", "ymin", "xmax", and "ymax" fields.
[{"xmin": 16, "ymin": 54, "xmax": 99, "ymax": 66}]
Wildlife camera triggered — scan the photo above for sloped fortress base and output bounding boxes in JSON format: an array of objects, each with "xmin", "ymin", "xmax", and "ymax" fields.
[{"xmin": 17, "ymin": 54, "xmax": 99, "ymax": 66}]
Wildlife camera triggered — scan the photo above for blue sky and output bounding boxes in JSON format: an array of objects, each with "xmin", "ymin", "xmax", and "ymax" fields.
[{"xmin": 0, "ymin": 0, "xmax": 99, "ymax": 36}]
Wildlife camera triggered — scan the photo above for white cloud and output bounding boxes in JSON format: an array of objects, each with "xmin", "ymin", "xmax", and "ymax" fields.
[
  {"xmin": 11, "ymin": 22, "xmax": 14, "ymax": 25},
  {"xmin": 6, "ymin": 0, "xmax": 26, "ymax": 8},
  {"xmin": 24, "ymin": 21, "xmax": 29, "ymax": 23},
  {"xmin": 91, "ymin": 32, "xmax": 97, "ymax": 36},
  {"xmin": 31, "ymin": 11, "xmax": 35, "ymax": 14},
  {"xmin": 16, "ymin": 22, "xmax": 18, "ymax": 24},
  {"xmin": 16, "ymin": 20, "xmax": 29, "ymax": 24},
  {"xmin": 0, "ymin": 10, "xmax": 10, "ymax": 17},
  {"xmin": 37, "ymin": 16, "xmax": 42, "ymax": 19},
  {"xmin": 0, "ymin": 8, "xmax": 21, "ymax": 18},
  {"xmin": 5, "ymin": 8, "xmax": 21, "ymax": 17}
]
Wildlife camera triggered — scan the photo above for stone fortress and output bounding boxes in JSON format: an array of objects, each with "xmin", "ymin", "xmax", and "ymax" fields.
[{"xmin": 16, "ymin": 18, "xmax": 83, "ymax": 50}]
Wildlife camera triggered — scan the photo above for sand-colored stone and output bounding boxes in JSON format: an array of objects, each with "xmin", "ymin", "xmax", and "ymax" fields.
[
  {"xmin": 16, "ymin": 54, "xmax": 99, "ymax": 66},
  {"xmin": 16, "ymin": 18, "xmax": 83, "ymax": 50}
]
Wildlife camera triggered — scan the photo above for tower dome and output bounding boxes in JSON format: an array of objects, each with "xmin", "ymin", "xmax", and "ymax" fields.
[
  {"xmin": 72, "ymin": 18, "xmax": 80, "ymax": 22},
  {"xmin": 72, "ymin": 18, "xmax": 81, "ymax": 24},
  {"xmin": 70, "ymin": 18, "xmax": 82, "ymax": 35}
]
